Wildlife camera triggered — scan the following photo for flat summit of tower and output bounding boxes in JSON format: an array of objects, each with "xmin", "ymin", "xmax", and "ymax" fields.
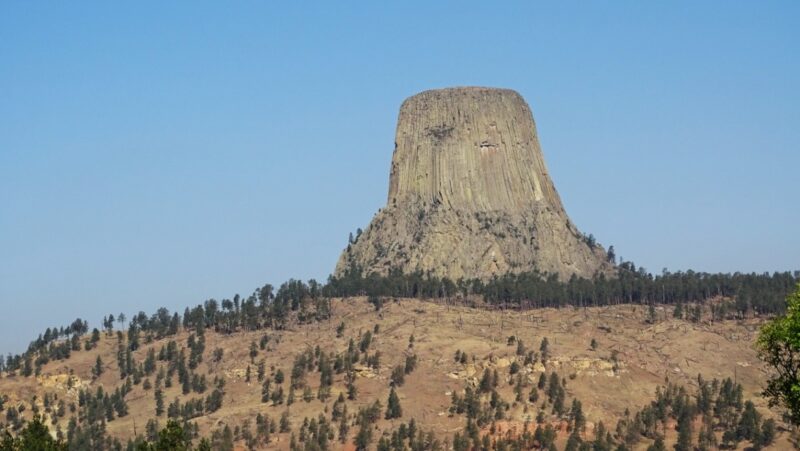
[{"xmin": 337, "ymin": 87, "xmax": 611, "ymax": 280}]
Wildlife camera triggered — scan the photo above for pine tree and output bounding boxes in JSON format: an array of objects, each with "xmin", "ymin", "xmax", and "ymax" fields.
[
  {"xmin": 279, "ymin": 411, "xmax": 291, "ymax": 432},
  {"xmin": 538, "ymin": 372, "xmax": 547, "ymax": 389},
  {"xmin": 385, "ymin": 387, "xmax": 402, "ymax": 419},
  {"xmin": 93, "ymin": 356, "xmax": 104, "ymax": 378},
  {"xmin": 346, "ymin": 371, "xmax": 357, "ymax": 400},
  {"xmin": 528, "ymin": 386, "xmax": 539, "ymax": 403},
  {"xmin": 354, "ymin": 421, "xmax": 372, "ymax": 451},
  {"xmin": 155, "ymin": 388, "xmax": 164, "ymax": 416},
  {"xmin": 338, "ymin": 404, "xmax": 350, "ymax": 443},
  {"xmin": 594, "ymin": 421, "xmax": 610, "ymax": 451},
  {"xmin": 647, "ymin": 304, "xmax": 657, "ymax": 323},
  {"xmin": 10, "ymin": 415, "xmax": 66, "ymax": 450},
  {"xmin": 261, "ymin": 379, "xmax": 271, "ymax": 403},
  {"xmin": 757, "ymin": 419, "xmax": 776, "ymax": 448},
  {"xmin": 674, "ymin": 412, "xmax": 692, "ymax": 451},
  {"xmin": 540, "ymin": 337, "xmax": 550, "ymax": 362},
  {"xmin": 570, "ymin": 399, "xmax": 585, "ymax": 432},
  {"xmin": 249, "ymin": 341, "xmax": 258, "ymax": 363},
  {"xmin": 257, "ymin": 360, "xmax": 266, "ymax": 382},
  {"xmin": 737, "ymin": 400, "xmax": 761, "ymax": 441},
  {"xmin": 697, "ymin": 420, "xmax": 717, "ymax": 451},
  {"xmin": 565, "ymin": 430, "xmax": 581, "ymax": 451},
  {"xmin": 673, "ymin": 302, "xmax": 684, "ymax": 319},
  {"xmin": 646, "ymin": 437, "xmax": 666, "ymax": 451}
]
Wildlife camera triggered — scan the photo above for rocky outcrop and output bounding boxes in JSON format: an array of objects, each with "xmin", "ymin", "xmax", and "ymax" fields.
[{"xmin": 336, "ymin": 87, "xmax": 612, "ymax": 281}]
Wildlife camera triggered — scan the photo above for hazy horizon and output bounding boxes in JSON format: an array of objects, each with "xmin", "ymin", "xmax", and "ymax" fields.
[{"xmin": 2, "ymin": 2, "xmax": 799, "ymax": 355}]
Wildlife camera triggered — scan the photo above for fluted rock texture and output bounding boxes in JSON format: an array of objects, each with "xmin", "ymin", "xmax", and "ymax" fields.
[{"xmin": 336, "ymin": 87, "xmax": 611, "ymax": 281}]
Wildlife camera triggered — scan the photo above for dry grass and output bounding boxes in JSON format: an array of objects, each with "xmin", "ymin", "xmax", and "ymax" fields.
[{"xmin": 0, "ymin": 297, "xmax": 789, "ymax": 449}]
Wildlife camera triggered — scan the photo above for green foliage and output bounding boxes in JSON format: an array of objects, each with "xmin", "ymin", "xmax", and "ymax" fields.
[
  {"xmin": 154, "ymin": 388, "xmax": 164, "ymax": 416},
  {"xmin": 646, "ymin": 437, "xmax": 666, "ymax": 451},
  {"xmin": 359, "ymin": 331, "xmax": 372, "ymax": 353},
  {"xmin": 757, "ymin": 418, "xmax": 776, "ymax": 448},
  {"xmin": 249, "ymin": 341, "xmax": 258, "ymax": 363},
  {"xmin": 539, "ymin": 337, "xmax": 550, "ymax": 362},
  {"xmin": 737, "ymin": 400, "xmax": 761, "ymax": 441},
  {"xmin": 674, "ymin": 411, "xmax": 692, "ymax": 451},
  {"xmin": 404, "ymin": 354, "xmax": 417, "ymax": 374},
  {"xmin": 326, "ymin": 266, "xmax": 796, "ymax": 315},
  {"xmin": 150, "ymin": 420, "xmax": 192, "ymax": 451},
  {"xmin": 368, "ymin": 295, "xmax": 383, "ymax": 311},
  {"xmin": 647, "ymin": 304, "xmax": 657, "ymax": 323},
  {"xmin": 673, "ymin": 302, "xmax": 683, "ymax": 319},
  {"xmin": 390, "ymin": 365, "xmax": 405, "ymax": 387},
  {"xmin": 279, "ymin": 411, "xmax": 291, "ymax": 432},
  {"xmin": 385, "ymin": 387, "xmax": 402, "ymax": 419},
  {"xmin": 0, "ymin": 415, "xmax": 67, "ymax": 450},
  {"xmin": 758, "ymin": 283, "xmax": 800, "ymax": 424},
  {"xmin": 93, "ymin": 355, "xmax": 103, "ymax": 378}
]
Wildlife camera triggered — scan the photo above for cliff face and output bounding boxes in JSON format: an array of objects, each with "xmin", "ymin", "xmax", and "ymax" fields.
[{"xmin": 336, "ymin": 87, "xmax": 611, "ymax": 281}]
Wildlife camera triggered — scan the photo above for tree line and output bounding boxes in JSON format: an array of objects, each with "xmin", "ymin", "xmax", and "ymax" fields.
[
  {"xmin": 325, "ymin": 264, "xmax": 798, "ymax": 315},
  {"xmin": 3, "ymin": 265, "xmax": 796, "ymax": 378}
]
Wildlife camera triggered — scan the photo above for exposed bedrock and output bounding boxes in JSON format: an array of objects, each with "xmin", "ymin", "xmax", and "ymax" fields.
[{"xmin": 336, "ymin": 87, "xmax": 611, "ymax": 281}]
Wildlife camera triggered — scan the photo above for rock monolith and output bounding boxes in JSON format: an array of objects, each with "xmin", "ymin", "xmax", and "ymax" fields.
[{"xmin": 336, "ymin": 87, "xmax": 611, "ymax": 281}]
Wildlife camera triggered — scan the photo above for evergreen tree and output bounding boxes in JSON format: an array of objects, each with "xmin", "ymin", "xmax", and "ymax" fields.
[
  {"xmin": 757, "ymin": 419, "xmax": 776, "ymax": 448},
  {"xmin": 570, "ymin": 399, "xmax": 585, "ymax": 432},
  {"xmin": 354, "ymin": 421, "xmax": 372, "ymax": 451},
  {"xmin": 93, "ymin": 356, "xmax": 104, "ymax": 378},
  {"xmin": 539, "ymin": 337, "xmax": 550, "ymax": 362},
  {"xmin": 647, "ymin": 304, "xmax": 657, "ymax": 323},
  {"xmin": 673, "ymin": 302, "xmax": 683, "ymax": 319},
  {"xmin": 261, "ymin": 379, "xmax": 271, "ymax": 403},
  {"xmin": 736, "ymin": 400, "xmax": 761, "ymax": 441},
  {"xmin": 7, "ymin": 415, "xmax": 68, "ymax": 450},
  {"xmin": 155, "ymin": 388, "xmax": 164, "ymax": 416},
  {"xmin": 607, "ymin": 245, "xmax": 616, "ymax": 264},
  {"xmin": 280, "ymin": 411, "xmax": 291, "ymax": 432},
  {"xmin": 338, "ymin": 404, "xmax": 350, "ymax": 443},
  {"xmin": 565, "ymin": 430, "xmax": 581, "ymax": 451},
  {"xmin": 154, "ymin": 420, "xmax": 191, "ymax": 450},
  {"xmin": 385, "ymin": 387, "xmax": 402, "ymax": 419},
  {"xmin": 249, "ymin": 341, "xmax": 258, "ymax": 363},
  {"xmin": 674, "ymin": 412, "xmax": 692, "ymax": 451},
  {"xmin": 646, "ymin": 437, "xmax": 666, "ymax": 451}
]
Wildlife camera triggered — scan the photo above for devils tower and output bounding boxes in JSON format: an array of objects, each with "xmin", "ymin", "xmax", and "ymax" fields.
[{"xmin": 336, "ymin": 87, "xmax": 611, "ymax": 281}]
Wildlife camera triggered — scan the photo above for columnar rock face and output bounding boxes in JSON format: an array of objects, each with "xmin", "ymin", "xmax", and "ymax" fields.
[{"xmin": 336, "ymin": 87, "xmax": 611, "ymax": 281}]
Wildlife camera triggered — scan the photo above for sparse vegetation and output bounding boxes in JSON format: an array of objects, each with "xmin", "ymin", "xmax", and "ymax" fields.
[{"xmin": 0, "ymin": 275, "xmax": 792, "ymax": 449}]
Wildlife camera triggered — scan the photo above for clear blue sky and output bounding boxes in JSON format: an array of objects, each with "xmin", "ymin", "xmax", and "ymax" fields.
[{"xmin": 1, "ymin": 2, "xmax": 798, "ymax": 354}]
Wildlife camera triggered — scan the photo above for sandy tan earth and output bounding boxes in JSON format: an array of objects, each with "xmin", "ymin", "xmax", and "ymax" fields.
[{"xmin": 0, "ymin": 297, "xmax": 791, "ymax": 449}]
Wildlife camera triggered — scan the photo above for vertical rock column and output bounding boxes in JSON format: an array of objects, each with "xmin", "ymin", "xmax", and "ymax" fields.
[{"xmin": 336, "ymin": 87, "xmax": 611, "ymax": 281}]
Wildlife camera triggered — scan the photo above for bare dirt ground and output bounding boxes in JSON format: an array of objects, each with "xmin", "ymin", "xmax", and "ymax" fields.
[{"xmin": 0, "ymin": 297, "xmax": 790, "ymax": 449}]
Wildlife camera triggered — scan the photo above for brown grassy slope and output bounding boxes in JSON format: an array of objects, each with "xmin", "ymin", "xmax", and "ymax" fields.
[{"xmin": 0, "ymin": 297, "xmax": 788, "ymax": 449}]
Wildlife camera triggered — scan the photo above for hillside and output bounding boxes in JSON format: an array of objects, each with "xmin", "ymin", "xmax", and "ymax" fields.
[{"xmin": 0, "ymin": 296, "xmax": 788, "ymax": 450}]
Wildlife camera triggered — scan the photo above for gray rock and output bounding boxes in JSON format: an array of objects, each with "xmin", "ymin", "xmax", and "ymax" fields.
[{"xmin": 336, "ymin": 87, "xmax": 612, "ymax": 281}]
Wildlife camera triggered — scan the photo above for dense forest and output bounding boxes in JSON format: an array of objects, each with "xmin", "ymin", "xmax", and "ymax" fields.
[{"xmin": 326, "ymin": 264, "xmax": 797, "ymax": 315}]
